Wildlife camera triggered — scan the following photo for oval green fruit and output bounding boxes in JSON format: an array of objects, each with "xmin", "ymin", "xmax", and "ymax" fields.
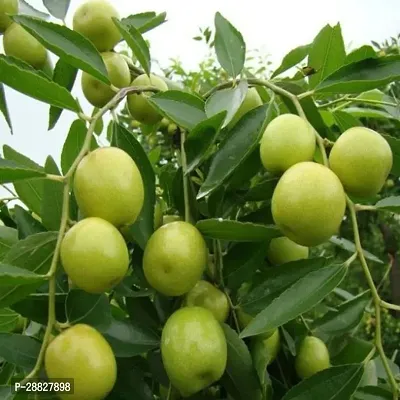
[
  {"xmin": 260, "ymin": 114, "xmax": 316, "ymax": 173},
  {"xmin": 184, "ymin": 280, "xmax": 229, "ymax": 323},
  {"xmin": 251, "ymin": 329, "xmax": 281, "ymax": 366},
  {"xmin": 272, "ymin": 162, "xmax": 346, "ymax": 246},
  {"xmin": 127, "ymin": 74, "xmax": 168, "ymax": 125},
  {"xmin": 3, "ymin": 23, "xmax": 47, "ymax": 69},
  {"xmin": 329, "ymin": 127, "xmax": 393, "ymax": 198},
  {"xmin": 228, "ymin": 87, "xmax": 263, "ymax": 129},
  {"xmin": 60, "ymin": 217, "xmax": 129, "ymax": 293},
  {"xmin": 82, "ymin": 52, "xmax": 130, "ymax": 108},
  {"xmin": 267, "ymin": 237, "xmax": 309, "ymax": 266},
  {"xmin": 45, "ymin": 324, "xmax": 117, "ymax": 400},
  {"xmin": 73, "ymin": 0, "xmax": 121, "ymax": 52},
  {"xmin": 0, "ymin": 0, "xmax": 18, "ymax": 33},
  {"xmin": 161, "ymin": 307, "xmax": 227, "ymax": 397},
  {"xmin": 237, "ymin": 307, "xmax": 253, "ymax": 330},
  {"xmin": 74, "ymin": 147, "xmax": 144, "ymax": 227},
  {"xmin": 143, "ymin": 221, "xmax": 207, "ymax": 296}
]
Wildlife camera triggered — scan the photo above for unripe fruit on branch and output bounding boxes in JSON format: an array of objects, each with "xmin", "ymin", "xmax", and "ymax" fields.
[
  {"xmin": 228, "ymin": 87, "xmax": 263, "ymax": 129},
  {"xmin": 0, "ymin": 0, "xmax": 18, "ymax": 33},
  {"xmin": 267, "ymin": 237, "xmax": 309, "ymax": 266},
  {"xmin": 251, "ymin": 329, "xmax": 281, "ymax": 367}
]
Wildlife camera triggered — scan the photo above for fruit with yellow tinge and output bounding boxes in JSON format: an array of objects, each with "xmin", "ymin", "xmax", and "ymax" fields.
[
  {"xmin": 267, "ymin": 237, "xmax": 309, "ymax": 266},
  {"xmin": 0, "ymin": 0, "xmax": 18, "ymax": 33},
  {"xmin": 160, "ymin": 117, "xmax": 170, "ymax": 129},
  {"xmin": 3, "ymin": 23, "xmax": 47, "ymax": 69},
  {"xmin": 143, "ymin": 221, "xmax": 207, "ymax": 296},
  {"xmin": 329, "ymin": 127, "xmax": 393, "ymax": 198},
  {"xmin": 73, "ymin": 0, "xmax": 121, "ymax": 52},
  {"xmin": 74, "ymin": 147, "xmax": 144, "ymax": 227},
  {"xmin": 161, "ymin": 307, "xmax": 227, "ymax": 397},
  {"xmin": 162, "ymin": 215, "xmax": 182, "ymax": 225},
  {"xmin": 168, "ymin": 123, "xmax": 178, "ymax": 136},
  {"xmin": 272, "ymin": 162, "xmax": 346, "ymax": 246},
  {"xmin": 45, "ymin": 324, "xmax": 117, "ymax": 400},
  {"xmin": 184, "ymin": 280, "xmax": 229, "ymax": 323},
  {"xmin": 237, "ymin": 307, "xmax": 253, "ymax": 330},
  {"xmin": 127, "ymin": 74, "xmax": 168, "ymax": 125},
  {"xmin": 251, "ymin": 329, "xmax": 281, "ymax": 366},
  {"xmin": 228, "ymin": 87, "xmax": 263, "ymax": 129},
  {"xmin": 260, "ymin": 114, "xmax": 316, "ymax": 173},
  {"xmin": 13, "ymin": 315, "xmax": 26, "ymax": 333},
  {"xmin": 295, "ymin": 336, "xmax": 330, "ymax": 379},
  {"xmin": 131, "ymin": 120, "xmax": 141, "ymax": 129},
  {"xmin": 82, "ymin": 52, "xmax": 130, "ymax": 108},
  {"xmin": 60, "ymin": 217, "xmax": 129, "ymax": 293}
]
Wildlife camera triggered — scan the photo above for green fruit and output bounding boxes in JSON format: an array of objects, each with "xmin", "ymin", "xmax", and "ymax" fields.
[
  {"xmin": 160, "ymin": 117, "xmax": 170, "ymax": 129},
  {"xmin": 127, "ymin": 74, "xmax": 168, "ymax": 125},
  {"xmin": 359, "ymin": 360, "xmax": 377, "ymax": 387},
  {"xmin": 267, "ymin": 237, "xmax": 309, "ymax": 266},
  {"xmin": 272, "ymin": 162, "xmax": 346, "ymax": 246},
  {"xmin": 3, "ymin": 23, "xmax": 47, "ymax": 69},
  {"xmin": 260, "ymin": 114, "xmax": 316, "ymax": 173},
  {"xmin": 184, "ymin": 280, "xmax": 229, "ymax": 323},
  {"xmin": 385, "ymin": 179, "xmax": 395, "ymax": 189},
  {"xmin": 252, "ymin": 329, "xmax": 281, "ymax": 366},
  {"xmin": 13, "ymin": 315, "xmax": 26, "ymax": 333},
  {"xmin": 82, "ymin": 52, "xmax": 130, "ymax": 108},
  {"xmin": 143, "ymin": 221, "xmax": 207, "ymax": 296},
  {"xmin": 295, "ymin": 336, "xmax": 330, "ymax": 379},
  {"xmin": 74, "ymin": 147, "xmax": 144, "ymax": 227},
  {"xmin": 45, "ymin": 324, "xmax": 117, "ymax": 400},
  {"xmin": 60, "ymin": 217, "xmax": 129, "ymax": 293},
  {"xmin": 131, "ymin": 120, "xmax": 141, "ymax": 129},
  {"xmin": 0, "ymin": 0, "xmax": 18, "ymax": 33},
  {"xmin": 237, "ymin": 308, "xmax": 253, "ymax": 330},
  {"xmin": 228, "ymin": 87, "xmax": 263, "ymax": 129},
  {"xmin": 73, "ymin": 0, "xmax": 121, "ymax": 52},
  {"xmin": 162, "ymin": 215, "xmax": 182, "ymax": 225},
  {"xmin": 161, "ymin": 307, "xmax": 227, "ymax": 397},
  {"xmin": 168, "ymin": 123, "xmax": 178, "ymax": 136},
  {"xmin": 329, "ymin": 127, "xmax": 393, "ymax": 198}
]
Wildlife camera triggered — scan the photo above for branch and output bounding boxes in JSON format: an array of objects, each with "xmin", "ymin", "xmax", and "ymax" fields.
[{"xmin": 180, "ymin": 130, "xmax": 190, "ymax": 223}]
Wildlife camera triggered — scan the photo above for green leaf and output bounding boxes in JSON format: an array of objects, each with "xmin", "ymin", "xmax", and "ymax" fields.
[
  {"xmin": 205, "ymin": 80, "xmax": 248, "ymax": 127},
  {"xmin": 281, "ymin": 364, "xmax": 363, "ymax": 400},
  {"xmin": 316, "ymin": 55, "xmax": 400, "ymax": 94},
  {"xmin": 13, "ymin": 205, "xmax": 46, "ymax": 240},
  {"xmin": 0, "ymin": 308, "xmax": 19, "ymax": 332},
  {"xmin": 121, "ymin": 12, "xmax": 167, "ymax": 34},
  {"xmin": 103, "ymin": 318, "xmax": 160, "ymax": 357},
  {"xmin": 383, "ymin": 134, "xmax": 400, "ymax": 177},
  {"xmin": 41, "ymin": 157, "xmax": 63, "ymax": 231},
  {"xmin": 240, "ymin": 263, "xmax": 346, "ymax": 338},
  {"xmin": 272, "ymin": 44, "xmax": 310, "ymax": 78},
  {"xmin": 330, "ymin": 236, "xmax": 383, "ymax": 264},
  {"xmin": 331, "ymin": 337, "xmax": 374, "ymax": 365},
  {"xmin": 0, "ymin": 232, "xmax": 57, "ymax": 308},
  {"xmin": 0, "ymin": 55, "xmax": 79, "ymax": 111},
  {"xmin": 113, "ymin": 18, "xmax": 151, "ymax": 76},
  {"xmin": 220, "ymin": 324, "xmax": 261, "ymax": 400},
  {"xmin": 214, "ymin": 12, "xmax": 245, "ymax": 78},
  {"xmin": 196, "ymin": 219, "xmax": 281, "ymax": 242},
  {"xmin": 126, "ymin": 297, "xmax": 160, "ymax": 334},
  {"xmin": 148, "ymin": 91, "xmax": 206, "ymax": 130},
  {"xmin": 308, "ymin": 23, "xmax": 346, "ymax": 88},
  {"xmin": 0, "ymin": 264, "xmax": 46, "ymax": 286},
  {"xmin": 48, "ymin": 59, "xmax": 78, "ymax": 130},
  {"xmin": 3, "ymin": 146, "xmax": 44, "ymax": 216},
  {"xmin": 0, "ymin": 333, "xmax": 41, "ymax": 369},
  {"xmin": 42, "ymin": 0, "xmax": 70, "ymax": 20},
  {"xmin": 185, "ymin": 112, "xmax": 226, "ymax": 173},
  {"xmin": 345, "ymin": 45, "xmax": 377, "ymax": 64},
  {"xmin": 374, "ymin": 356, "xmax": 400, "ymax": 381},
  {"xmin": 65, "ymin": 289, "xmax": 112, "ymax": 332},
  {"xmin": 332, "ymin": 110, "xmax": 362, "ymax": 132},
  {"xmin": 354, "ymin": 386, "xmax": 393, "ymax": 400},
  {"xmin": 198, "ymin": 103, "xmax": 270, "ymax": 198},
  {"xmin": 0, "ymin": 227, "xmax": 18, "ymax": 261},
  {"xmin": 245, "ymin": 177, "xmax": 279, "ymax": 201},
  {"xmin": 112, "ymin": 123, "xmax": 155, "ymax": 249},
  {"xmin": 345, "ymin": 107, "xmax": 393, "ymax": 120},
  {"xmin": 12, "ymin": 15, "xmax": 109, "ymax": 84},
  {"xmin": 312, "ymin": 291, "xmax": 370, "ymax": 337},
  {"xmin": 0, "ymin": 158, "xmax": 46, "ymax": 184},
  {"xmin": 375, "ymin": 196, "xmax": 400, "ymax": 212},
  {"xmin": 0, "ymin": 84, "xmax": 12, "ymax": 133},
  {"xmin": 224, "ymin": 242, "xmax": 267, "ymax": 290},
  {"xmin": 240, "ymin": 257, "xmax": 330, "ymax": 315},
  {"xmin": 251, "ymin": 339, "xmax": 273, "ymax": 399},
  {"xmin": 19, "ymin": 0, "xmax": 50, "ymax": 19}
]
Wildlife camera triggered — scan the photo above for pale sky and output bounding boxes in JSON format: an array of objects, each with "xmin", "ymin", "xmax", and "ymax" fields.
[{"xmin": 1, "ymin": 0, "xmax": 400, "ymax": 178}]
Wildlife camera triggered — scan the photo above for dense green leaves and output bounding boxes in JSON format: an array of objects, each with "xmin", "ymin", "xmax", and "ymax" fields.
[
  {"xmin": 375, "ymin": 196, "xmax": 400, "ymax": 213},
  {"xmin": 345, "ymin": 45, "xmax": 377, "ymax": 64},
  {"xmin": 148, "ymin": 91, "xmax": 206, "ymax": 130},
  {"xmin": 0, "ymin": 158, "xmax": 45, "ymax": 184},
  {"xmin": 383, "ymin": 134, "xmax": 400, "ymax": 177},
  {"xmin": 196, "ymin": 219, "xmax": 281, "ymax": 242},
  {"xmin": 317, "ymin": 56, "xmax": 400, "ymax": 93},
  {"xmin": 42, "ymin": 0, "xmax": 70, "ymax": 20},
  {"xmin": 198, "ymin": 103, "xmax": 270, "ymax": 198},
  {"xmin": 272, "ymin": 44, "xmax": 310, "ymax": 78},
  {"xmin": 214, "ymin": 12, "xmax": 245, "ymax": 78},
  {"xmin": 12, "ymin": 15, "xmax": 110, "ymax": 84},
  {"xmin": 0, "ymin": 308, "xmax": 19, "ymax": 332},
  {"xmin": 0, "ymin": 264, "xmax": 46, "ymax": 286},
  {"xmin": 121, "ymin": 12, "xmax": 167, "ymax": 34},
  {"xmin": 0, "ymin": 55, "xmax": 79, "ymax": 111},
  {"xmin": 0, "ymin": 84, "xmax": 12, "ymax": 133},
  {"xmin": 0, "ymin": 227, "xmax": 18, "ymax": 260},
  {"xmin": 332, "ymin": 110, "xmax": 361, "ymax": 131},
  {"xmin": 13, "ymin": 206, "xmax": 46, "ymax": 239}
]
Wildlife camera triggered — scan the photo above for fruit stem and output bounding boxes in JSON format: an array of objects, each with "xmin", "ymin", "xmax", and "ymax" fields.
[
  {"xmin": 355, "ymin": 204, "xmax": 377, "ymax": 212},
  {"xmin": 45, "ymin": 174, "xmax": 64, "ymax": 182},
  {"xmin": 347, "ymin": 197, "xmax": 399, "ymax": 398},
  {"xmin": 380, "ymin": 300, "xmax": 400, "ymax": 312},
  {"xmin": 180, "ymin": 130, "xmax": 191, "ymax": 223},
  {"xmin": 325, "ymin": 97, "xmax": 400, "ymax": 111}
]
